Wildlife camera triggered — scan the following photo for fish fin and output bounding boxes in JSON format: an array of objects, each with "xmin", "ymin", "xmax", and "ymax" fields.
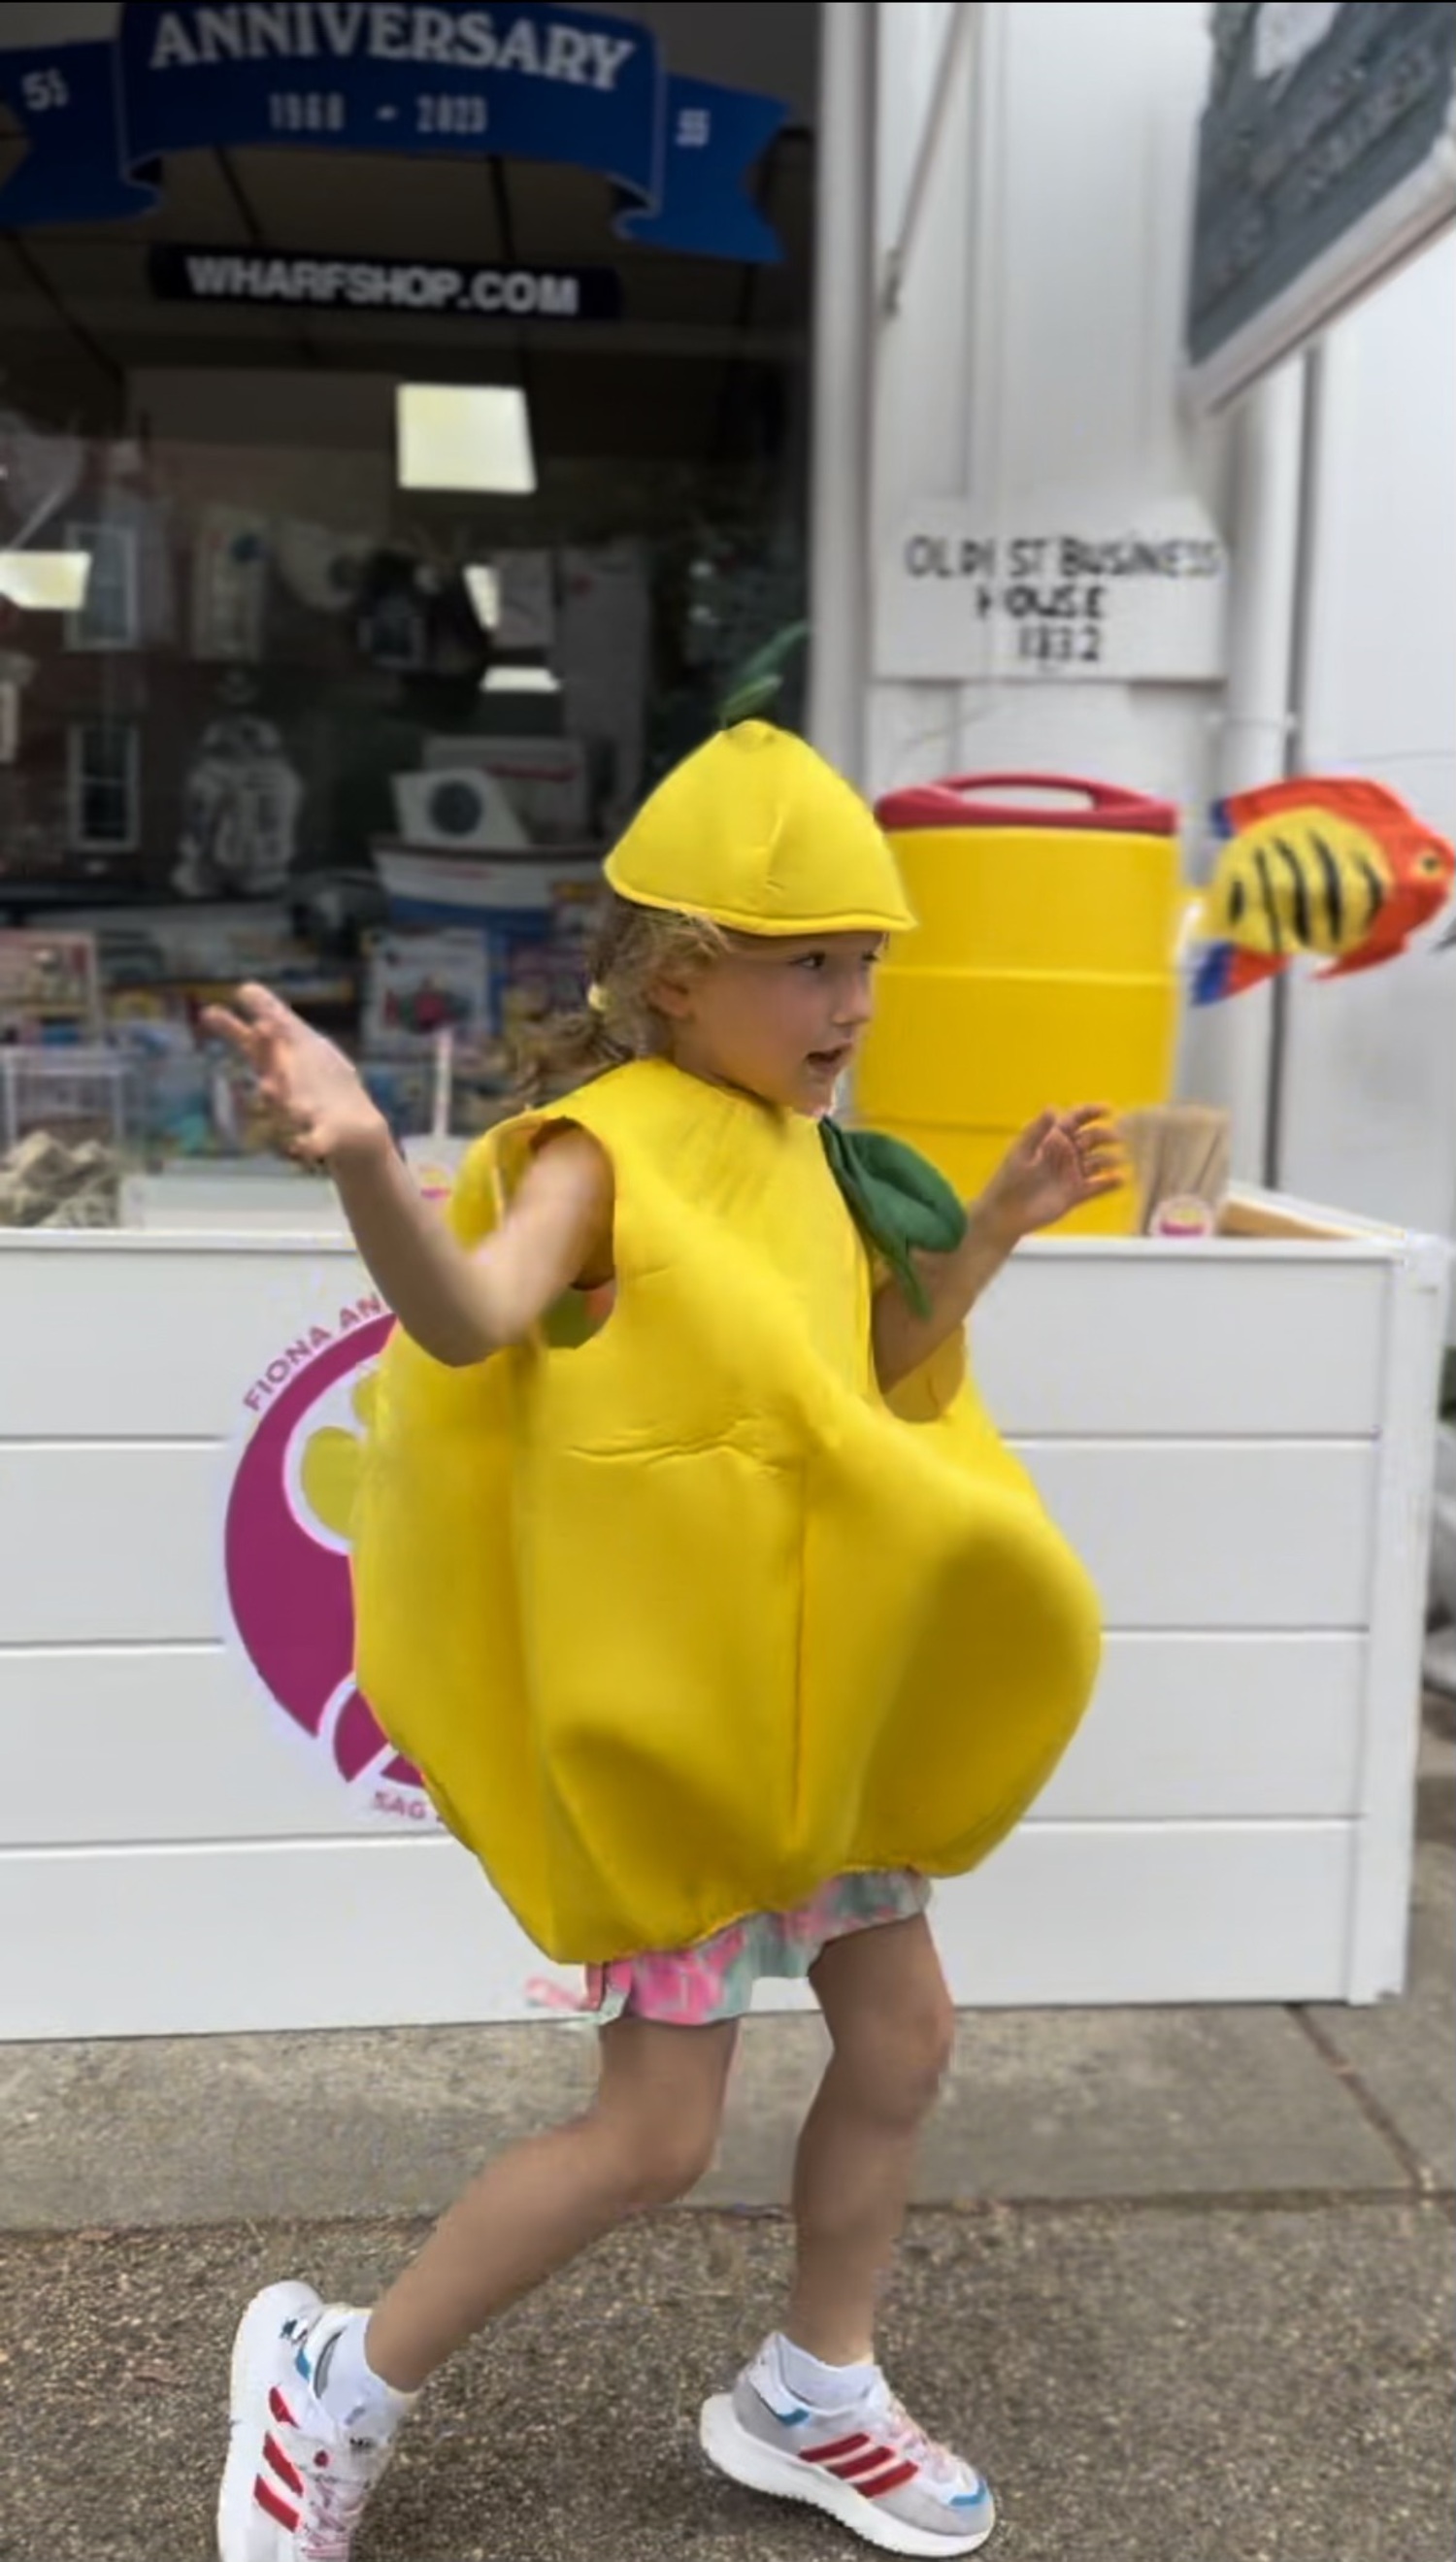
[
  {"xmin": 1214, "ymin": 781, "xmax": 1325, "ymax": 838},
  {"xmin": 1319, "ymin": 935, "xmax": 1406, "ymax": 980},
  {"xmin": 1191, "ymin": 941, "xmax": 1286, "ymax": 1005},
  {"xmin": 1217, "ymin": 776, "xmax": 1406, "ymax": 841},
  {"xmin": 1190, "ymin": 942, "xmax": 1231, "ymax": 1006}
]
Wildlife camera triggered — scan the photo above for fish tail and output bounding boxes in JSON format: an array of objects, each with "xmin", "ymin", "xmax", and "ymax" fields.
[{"xmin": 1191, "ymin": 940, "xmax": 1287, "ymax": 1005}]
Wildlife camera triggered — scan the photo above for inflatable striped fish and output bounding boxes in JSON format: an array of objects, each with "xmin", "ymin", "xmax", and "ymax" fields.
[{"xmin": 1191, "ymin": 779, "xmax": 1454, "ymax": 1004}]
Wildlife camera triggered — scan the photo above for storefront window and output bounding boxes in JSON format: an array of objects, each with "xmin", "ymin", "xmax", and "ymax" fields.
[{"xmin": 0, "ymin": 1, "xmax": 818, "ymax": 1213}]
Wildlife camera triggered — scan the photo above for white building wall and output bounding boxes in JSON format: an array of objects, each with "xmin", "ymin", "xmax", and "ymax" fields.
[
  {"xmin": 865, "ymin": 0, "xmax": 1230, "ymax": 810},
  {"xmin": 1276, "ymin": 236, "xmax": 1456, "ymax": 1253},
  {"xmin": 849, "ymin": 2, "xmax": 1456, "ymax": 1218}
]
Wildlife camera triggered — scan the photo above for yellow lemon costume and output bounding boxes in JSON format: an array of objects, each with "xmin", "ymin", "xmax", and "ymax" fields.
[{"xmin": 352, "ymin": 724, "xmax": 1101, "ymax": 1963}]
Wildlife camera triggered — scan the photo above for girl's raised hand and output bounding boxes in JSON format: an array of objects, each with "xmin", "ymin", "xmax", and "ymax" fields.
[
  {"xmin": 980, "ymin": 1106, "xmax": 1125, "ymax": 1243},
  {"xmin": 200, "ymin": 982, "xmax": 386, "ymax": 1170}
]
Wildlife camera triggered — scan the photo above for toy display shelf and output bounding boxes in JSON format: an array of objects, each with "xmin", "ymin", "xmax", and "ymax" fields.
[
  {"xmin": 120, "ymin": 1156, "xmax": 352, "ymax": 1234},
  {"xmin": 0, "ymin": 1185, "xmax": 1445, "ymax": 2038}
]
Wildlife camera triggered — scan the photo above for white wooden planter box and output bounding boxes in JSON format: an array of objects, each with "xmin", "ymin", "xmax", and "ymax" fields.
[{"xmin": 0, "ymin": 1187, "xmax": 1446, "ymax": 2041}]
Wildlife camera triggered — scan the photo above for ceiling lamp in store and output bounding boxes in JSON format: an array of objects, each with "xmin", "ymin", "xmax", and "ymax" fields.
[
  {"xmin": 397, "ymin": 385, "xmax": 536, "ymax": 494},
  {"xmin": 482, "ymin": 663, "xmax": 561, "ymax": 694},
  {"xmin": 0, "ymin": 550, "xmax": 91, "ymax": 610}
]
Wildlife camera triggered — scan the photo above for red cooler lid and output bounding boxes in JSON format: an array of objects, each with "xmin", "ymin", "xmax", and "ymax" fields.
[{"xmin": 876, "ymin": 774, "xmax": 1177, "ymax": 836}]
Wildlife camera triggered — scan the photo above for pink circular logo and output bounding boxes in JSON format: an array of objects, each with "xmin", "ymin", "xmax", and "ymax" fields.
[{"xmin": 225, "ymin": 1313, "xmax": 436, "ymax": 1825}]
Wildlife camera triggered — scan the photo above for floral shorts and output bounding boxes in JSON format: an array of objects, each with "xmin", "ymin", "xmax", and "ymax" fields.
[{"xmin": 577, "ymin": 1870, "xmax": 932, "ymax": 2028}]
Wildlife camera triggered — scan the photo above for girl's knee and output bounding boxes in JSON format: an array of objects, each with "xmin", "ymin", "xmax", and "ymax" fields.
[
  {"xmin": 837, "ymin": 1987, "xmax": 956, "ymax": 2126},
  {"xmin": 594, "ymin": 2099, "xmax": 722, "ymax": 2209},
  {"xmin": 890, "ymin": 1989, "xmax": 957, "ymax": 2119},
  {"xmin": 587, "ymin": 2021, "xmax": 735, "ymax": 2209},
  {"xmin": 635, "ymin": 2113, "xmax": 722, "ymax": 2207}
]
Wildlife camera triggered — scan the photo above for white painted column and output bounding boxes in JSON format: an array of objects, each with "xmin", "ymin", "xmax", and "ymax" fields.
[
  {"xmin": 1178, "ymin": 359, "xmax": 1308, "ymax": 1182},
  {"xmin": 863, "ymin": 3, "xmax": 1233, "ymax": 804}
]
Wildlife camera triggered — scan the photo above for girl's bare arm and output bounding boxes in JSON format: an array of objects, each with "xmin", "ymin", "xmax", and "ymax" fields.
[
  {"xmin": 330, "ymin": 1121, "xmax": 612, "ymax": 1366},
  {"xmin": 871, "ymin": 1198, "xmax": 1018, "ymax": 1392},
  {"xmin": 872, "ymin": 1108, "xmax": 1124, "ymax": 1392},
  {"xmin": 201, "ymin": 982, "xmax": 612, "ymax": 1365}
]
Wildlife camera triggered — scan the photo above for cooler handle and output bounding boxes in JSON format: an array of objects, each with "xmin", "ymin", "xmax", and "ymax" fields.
[
  {"xmin": 934, "ymin": 774, "xmax": 1140, "ymax": 812},
  {"xmin": 876, "ymin": 772, "xmax": 1178, "ymax": 834}
]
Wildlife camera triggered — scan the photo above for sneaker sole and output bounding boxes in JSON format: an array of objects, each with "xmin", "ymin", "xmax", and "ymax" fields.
[
  {"xmin": 217, "ymin": 2280, "xmax": 321, "ymax": 2562},
  {"xmin": 699, "ymin": 2395, "xmax": 996, "ymax": 2558}
]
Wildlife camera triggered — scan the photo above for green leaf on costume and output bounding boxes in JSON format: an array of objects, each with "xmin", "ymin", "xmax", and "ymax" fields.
[{"xmin": 820, "ymin": 1119, "xmax": 967, "ymax": 1317}]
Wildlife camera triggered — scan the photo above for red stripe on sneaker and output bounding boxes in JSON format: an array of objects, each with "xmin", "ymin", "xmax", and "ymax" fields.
[
  {"xmin": 804, "ymin": 2433, "xmax": 870, "ymax": 2465},
  {"xmin": 861, "ymin": 2460, "xmax": 918, "ymax": 2499},
  {"xmin": 831, "ymin": 2446, "xmax": 898, "ymax": 2480},
  {"xmin": 254, "ymin": 2477, "xmax": 300, "ymax": 2532},
  {"xmin": 264, "ymin": 2433, "xmax": 304, "ymax": 2495},
  {"xmin": 269, "ymin": 2385, "xmax": 298, "ymax": 2429}
]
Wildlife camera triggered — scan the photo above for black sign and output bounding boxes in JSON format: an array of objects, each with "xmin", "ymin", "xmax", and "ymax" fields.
[
  {"xmin": 149, "ymin": 243, "xmax": 622, "ymax": 321},
  {"xmin": 1189, "ymin": 2, "xmax": 1456, "ymax": 373}
]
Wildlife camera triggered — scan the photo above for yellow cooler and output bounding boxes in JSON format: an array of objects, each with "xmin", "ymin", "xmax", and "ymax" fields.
[{"xmin": 857, "ymin": 774, "xmax": 1183, "ymax": 1236}]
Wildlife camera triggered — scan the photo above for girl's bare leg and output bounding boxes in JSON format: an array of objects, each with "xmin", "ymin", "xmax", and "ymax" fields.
[
  {"xmin": 785, "ymin": 1914, "xmax": 955, "ymax": 2365},
  {"xmin": 365, "ymin": 2014, "xmax": 739, "ymax": 2391}
]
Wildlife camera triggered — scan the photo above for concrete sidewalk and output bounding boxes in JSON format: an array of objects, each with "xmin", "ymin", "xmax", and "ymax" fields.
[{"xmin": 2, "ymin": 1724, "xmax": 1451, "ymax": 2562}]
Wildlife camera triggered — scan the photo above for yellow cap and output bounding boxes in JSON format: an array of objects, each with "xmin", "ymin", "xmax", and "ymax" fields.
[{"xmin": 604, "ymin": 721, "xmax": 916, "ymax": 936}]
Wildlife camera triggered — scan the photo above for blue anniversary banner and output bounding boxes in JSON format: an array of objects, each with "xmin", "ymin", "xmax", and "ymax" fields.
[{"xmin": 0, "ymin": 1, "xmax": 787, "ymax": 262}]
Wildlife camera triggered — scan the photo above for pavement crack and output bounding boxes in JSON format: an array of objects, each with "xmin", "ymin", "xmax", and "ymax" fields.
[{"xmin": 1288, "ymin": 2004, "xmax": 1438, "ymax": 2194}]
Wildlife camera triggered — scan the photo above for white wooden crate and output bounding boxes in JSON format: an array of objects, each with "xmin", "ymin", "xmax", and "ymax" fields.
[{"xmin": 0, "ymin": 1191, "xmax": 1445, "ymax": 2039}]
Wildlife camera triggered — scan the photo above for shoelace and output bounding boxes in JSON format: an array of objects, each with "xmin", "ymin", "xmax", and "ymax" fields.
[
  {"xmin": 875, "ymin": 2390, "xmax": 981, "ymax": 2495},
  {"xmin": 296, "ymin": 2462, "xmax": 375, "ymax": 2562}
]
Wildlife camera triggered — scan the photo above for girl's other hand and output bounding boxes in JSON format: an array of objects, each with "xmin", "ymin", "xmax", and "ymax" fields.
[
  {"xmin": 980, "ymin": 1106, "xmax": 1125, "ymax": 1243},
  {"xmin": 200, "ymin": 982, "xmax": 388, "ymax": 1171}
]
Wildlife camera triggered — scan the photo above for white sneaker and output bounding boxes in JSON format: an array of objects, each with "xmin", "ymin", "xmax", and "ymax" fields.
[
  {"xmin": 217, "ymin": 2281, "xmax": 398, "ymax": 2562},
  {"xmin": 701, "ymin": 2335, "xmax": 996, "ymax": 2556}
]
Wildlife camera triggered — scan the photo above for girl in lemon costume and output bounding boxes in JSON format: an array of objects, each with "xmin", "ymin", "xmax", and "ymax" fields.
[{"xmin": 207, "ymin": 723, "xmax": 1115, "ymax": 2562}]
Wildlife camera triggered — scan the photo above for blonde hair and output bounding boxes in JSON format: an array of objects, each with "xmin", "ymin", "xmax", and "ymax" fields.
[{"xmin": 513, "ymin": 892, "xmax": 726, "ymax": 1105}]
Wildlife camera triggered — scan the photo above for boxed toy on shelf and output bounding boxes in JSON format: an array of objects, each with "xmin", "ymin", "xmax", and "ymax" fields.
[{"xmin": 0, "ymin": 930, "xmax": 102, "ymax": 1044}]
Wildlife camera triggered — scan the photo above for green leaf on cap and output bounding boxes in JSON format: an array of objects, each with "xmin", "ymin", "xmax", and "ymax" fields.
[{"xmin": 718, "ymin": 621, "xmax": 811, "ymax": 729}]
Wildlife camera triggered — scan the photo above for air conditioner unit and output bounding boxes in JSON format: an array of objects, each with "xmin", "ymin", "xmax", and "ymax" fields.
[{"xmin": 392, "ymin": 766, "xmax": 531, "ymax": 852}]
